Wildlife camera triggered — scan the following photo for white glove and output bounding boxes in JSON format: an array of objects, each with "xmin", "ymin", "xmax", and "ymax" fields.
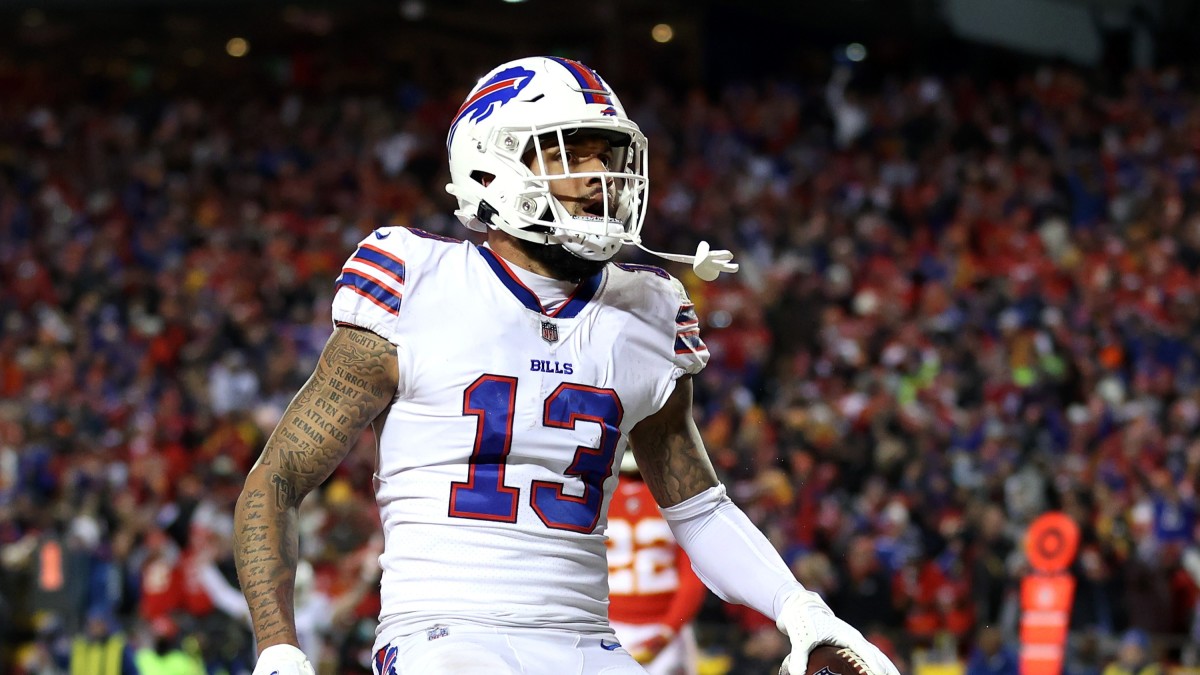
[
  {"xmin": 252, "ymin": 644, "xmax": 316, "ymax": 675},
  {"xmin": 776, "ymin": 590, "xmax": 900, "ymax": 675}
]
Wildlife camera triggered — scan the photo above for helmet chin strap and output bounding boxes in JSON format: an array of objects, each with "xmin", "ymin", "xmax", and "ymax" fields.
[
  {"xmin": 550, "ymin": 203, "xmax": 739, "ymax": 282},
  {"xmin": 450, "ymin": 181, "xmax": 738, "ymax": 281},
  {"xmin": 635, "ymin": 240, "xmax": 739, "ymax": 281}
]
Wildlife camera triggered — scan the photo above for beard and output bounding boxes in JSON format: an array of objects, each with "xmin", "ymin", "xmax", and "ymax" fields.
[{"xmin": 515, "ymin": 236, "xmax": 608, "ymax": 282}]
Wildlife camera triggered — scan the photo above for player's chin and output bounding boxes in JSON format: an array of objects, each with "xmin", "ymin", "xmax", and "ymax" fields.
[{"xmin": 516, "ymin": 237, "xmax": 608, "ymax": 282}]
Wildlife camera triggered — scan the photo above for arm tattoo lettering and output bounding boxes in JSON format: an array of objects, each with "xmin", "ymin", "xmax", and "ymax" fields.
[{"xmin": 233, "ymin": 326, "xmax": 397, "ymax": 650}]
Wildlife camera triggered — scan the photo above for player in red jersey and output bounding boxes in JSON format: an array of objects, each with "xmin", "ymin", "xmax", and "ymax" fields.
[{"xmin": 608, "ymin": 454, "xmax": 707, "ymax": 674}]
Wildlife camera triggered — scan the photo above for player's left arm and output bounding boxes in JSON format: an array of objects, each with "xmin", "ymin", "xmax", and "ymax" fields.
[
  {"xmin": 628, "ymin": 375, "xmax": 718, "ymax": 506},
  {"xmin": 629, "ymin": 376, "xmax": 899, "ymax": 675}
]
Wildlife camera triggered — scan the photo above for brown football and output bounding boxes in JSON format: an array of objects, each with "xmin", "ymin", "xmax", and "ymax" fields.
[{"xmin": 803, "ymin": 644, "xmax": 871, "ymax": 675}]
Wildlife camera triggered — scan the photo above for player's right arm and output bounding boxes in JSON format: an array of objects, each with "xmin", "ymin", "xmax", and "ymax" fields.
[
  {"xmin": 628, "ymin": 275, "xmax": 898, "ymax": 675},
  {"xmin": 233, "ymin": 326, "xmax": 397, "ymax": 656}
]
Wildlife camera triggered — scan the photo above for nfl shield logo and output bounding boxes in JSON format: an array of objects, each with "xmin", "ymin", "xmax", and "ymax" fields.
[{"xmin": 540, "ymin": 320, "xmax": 559, "ymax": 344}]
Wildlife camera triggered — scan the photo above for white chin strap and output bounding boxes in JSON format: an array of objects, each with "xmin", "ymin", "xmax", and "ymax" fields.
[
  {"xmin": 546, "ymin": 199, "xmax": 740, "ymax": 281},
  {"xmin": 559, "ymin": 232, "xmax": 740, "ymax": 282},
  {"xmin": 541, "ymin": 232, "xmax": 740, "ymax": 282},
  {"xmin": 557, "ymin": 230, "xmax": 740, "ymax": 282},
  {"xmin": 448, "ymin": 182, "xmax": 738, "ymax": 281},
  {"xmin": 636, "ymin": 240, "xmax": 739, "ymax": 281}
]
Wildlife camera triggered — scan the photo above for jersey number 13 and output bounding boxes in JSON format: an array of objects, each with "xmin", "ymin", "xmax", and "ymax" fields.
[{"xmin": 448, "ymin": 374, "xmax": 623, "ymax": 533}]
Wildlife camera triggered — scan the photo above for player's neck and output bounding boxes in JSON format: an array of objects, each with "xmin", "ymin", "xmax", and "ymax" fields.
[
  {"xmin": 486, "ymin": 231, "xmax": 609, "ymax": 283},
  {"xmin": 487, "ymin": 233, "xmax": 559, "ymax": 279}
]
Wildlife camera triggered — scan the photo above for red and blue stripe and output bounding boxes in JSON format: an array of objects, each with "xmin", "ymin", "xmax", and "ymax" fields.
[
  {"xmin": 675, "ymin": 303, "xmax": 707, "ymax": 354},
  {"xmin": 335, "ymin": 271, "xmax": 402, "ymax": 315},
  {"xmin": 676, "ymin": 304, "xmax": 699, "ymax": 329},
  {"xmin": 675, "ymin": 330, "xmax": 707, "ymax": 355},
  {"xmin": 548, "ymin": 57, "xmax": 614, "ymax": 106},
  {"xmin": 335, "ymin": 244, "xmax": 406, "ymax": 315},
  {"xmin": 351, "ymin": 244, "xmax": 407, "ymax": 284}
]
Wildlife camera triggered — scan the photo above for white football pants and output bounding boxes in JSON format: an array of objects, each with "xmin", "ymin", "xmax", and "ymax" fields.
[{"xmin": 373, "ymin": 624, "xmax": 649, "ymax": 675}]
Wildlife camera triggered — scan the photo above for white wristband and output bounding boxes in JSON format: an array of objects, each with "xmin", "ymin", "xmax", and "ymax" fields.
[{"xmin": 660, "ymin": 484, "xmax": 803, "ymax": 619}]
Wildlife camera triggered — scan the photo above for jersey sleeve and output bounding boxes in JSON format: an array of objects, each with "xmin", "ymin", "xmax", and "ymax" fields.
[
  {"xmin": 668, "ymin": 276, "xmax": 708, "ymax": 377},
  {"xmin": 331, "ymin": 227, "xmax": 408, "ymax": 344}
]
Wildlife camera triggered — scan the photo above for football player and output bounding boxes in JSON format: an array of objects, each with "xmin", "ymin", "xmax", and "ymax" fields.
[
  {"xmin": 233, "ymin": 56, "xmax": 898, "ymax": 675},
  {"xmin": 608, "ymin": 453, "xmax": 706, "ymax": 674}
]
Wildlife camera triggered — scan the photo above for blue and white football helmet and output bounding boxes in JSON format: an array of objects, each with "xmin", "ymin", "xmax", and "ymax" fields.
[{"xmin": 445, "ymin": 56, "xmax": 649, "ymax": 262}]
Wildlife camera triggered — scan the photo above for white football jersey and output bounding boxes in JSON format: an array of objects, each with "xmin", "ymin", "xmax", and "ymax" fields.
[{"xmin": 330, "ymin": 226, "xmax": 708, "ymax": 640}]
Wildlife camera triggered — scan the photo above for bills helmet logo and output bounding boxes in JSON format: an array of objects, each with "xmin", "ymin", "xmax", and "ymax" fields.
[
  {"xmin": 448, "ymin": 66, "xmax": 536, "ymax": 148},
  {"xmin": 373, "ymin": 644, "xmax": 399, "ymax": 675}
]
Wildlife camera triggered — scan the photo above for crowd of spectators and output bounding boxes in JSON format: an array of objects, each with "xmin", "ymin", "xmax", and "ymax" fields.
[{"xmin": 1, "ymin": 20, "xmax": 1199, "ymax": 675}]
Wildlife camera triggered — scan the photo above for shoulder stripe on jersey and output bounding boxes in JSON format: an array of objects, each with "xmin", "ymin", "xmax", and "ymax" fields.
[
  {"xmin": 353, "ymin": 244, "xmax": 406, "ymax": 285},
  {"xmin": 345, "ymin": 258, "xmax": 404, "ymax": 291},
  {"xmin": 674, "ymin": 330, "xmax": 707, "ymax": 355},
  {"xmin": 676, "ymin": 305, "xmax": 699, "ymax": 327},
  {"xmin": 336, "ymin": 270, "xmax": 402, "ymax": 315},
  {"xmin": 476, "ymin": 246, "xmax": 603, "ymax": 319}
]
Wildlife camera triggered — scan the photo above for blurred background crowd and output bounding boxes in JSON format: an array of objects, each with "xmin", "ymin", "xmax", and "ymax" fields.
[{"xmin": 1, "ymin": 1, "xmax": 1199, "ymax": 674}]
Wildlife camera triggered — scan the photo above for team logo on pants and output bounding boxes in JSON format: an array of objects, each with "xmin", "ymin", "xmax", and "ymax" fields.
[{"xmin": 374, "ymin": 644, "xmax": 398, "ymax": 675}]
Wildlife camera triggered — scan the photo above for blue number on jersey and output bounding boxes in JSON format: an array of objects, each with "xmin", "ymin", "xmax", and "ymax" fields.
[
  {"xmin": 532, "ymin": 383, "xmax": 623, "ymax": 532},
  {"xmin": 448, "ymin": 375, "xmax": 521, "ymax": 522},
  {"xmin": 449, "ymin": 377, "xmax": 623, "ymax": 532}
]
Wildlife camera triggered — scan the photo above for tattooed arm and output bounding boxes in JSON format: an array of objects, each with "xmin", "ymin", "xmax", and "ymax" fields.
[
  {"xmin": 629, "ymin": 375, "xmax": 899, "ymax": 675},
  {"xmin": 233, "ymin": 326, "xmax": 398, "ymax": 653},
  {"xmin": 627, "ymin": 375, "xmax": 718, "ymax": 507},
  {"xmin": 629, "ymin": 373, "xmax": 804, "ymax": 616}
]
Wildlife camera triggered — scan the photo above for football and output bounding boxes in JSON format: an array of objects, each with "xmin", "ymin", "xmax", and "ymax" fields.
[{"xmin": 803, "ymin": 644, "xmax": 872, "ymax": 675}]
